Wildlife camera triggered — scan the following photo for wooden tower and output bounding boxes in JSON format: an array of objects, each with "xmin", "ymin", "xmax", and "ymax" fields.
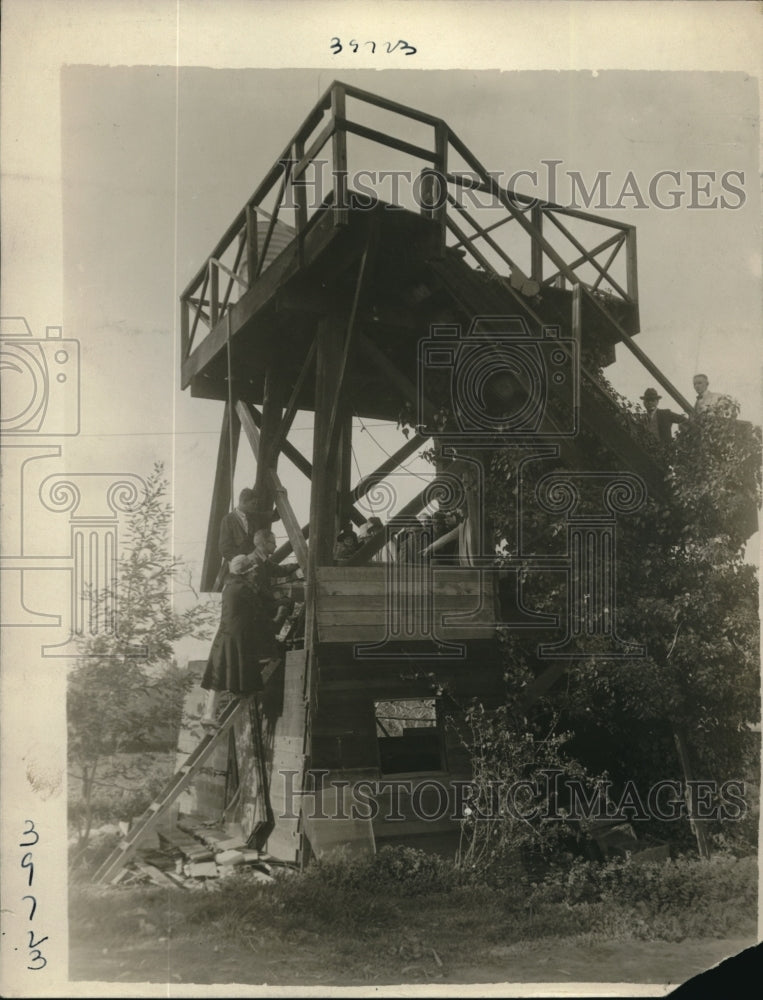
[{"xmin": 179, "ymin": 81, "xmax": 699, "ymax": 864}]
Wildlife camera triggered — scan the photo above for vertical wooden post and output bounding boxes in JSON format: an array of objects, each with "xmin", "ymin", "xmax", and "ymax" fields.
[
  {"xmin": 303, "ymin": 312, "xmax": 344, "ymax": 754},
  {"xmin": 331, "ymin": 86, "xmax": 348, "ymax": 226},
  {"xmin": 335, "ymin": 407, "xmax": 353, "ymax": 532},
  {"xmin": 254, "ymin": 365, "xmax": 283, "ymax": 521},
  {"xmin": 433, "ymin": 121, "xmax": 448, "ymax": 258},
  {"xmin": 200, "ymin": 402, "xmax": 241, "ymax": 592},
  {"xmin": 180, "ymin": 298, "xmax": 189, "ymax": 360},
  {"xmin": 246, "ymin": 205, "xmax": 259, "ymax": 289},
  {"xmin": 572, "ymin": 283, "xmax": 583, "ymax": 344},
  {"xmin": 209, "ymin": 260, "xmax": 219, "ymax": 326},
  {"xmin": 293, "ymin": 138, "xmax": 308, "ymax": 255},
  {"xmin": 309, "ymin": 314, "xmax": 344, "ymax": 568},
  {"xmin": 625, "ymin": 226, "xmax": 639, "ymax": 304},
  {"xmin": 673, "ymin": 727, "xmax": 712, "ymax": 859},
  {"xmin": 531, "ymin": 204, "xmax": 543, "ymax": 283}
]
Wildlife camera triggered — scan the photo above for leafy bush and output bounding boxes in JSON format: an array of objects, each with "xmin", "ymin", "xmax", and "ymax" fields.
[
  {"xmin": 532, "ymin": 857, "xmax": 757, "ymax": 915},
  {"xmin": 301, "ymin": 845, "xmax": 465, "ymax": 897}
]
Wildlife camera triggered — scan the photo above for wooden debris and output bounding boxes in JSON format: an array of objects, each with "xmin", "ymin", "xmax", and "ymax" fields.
[
  {"xmin": 186, "ymin": 861, "xmax": 219, "ymax": 878},
  {"xmin": 216, "ymin": 849, "xmax": 246, "ymax": 866},
  {"xmin": 134, "ymin": 862, "xmax": 186, "ymax": 890}
]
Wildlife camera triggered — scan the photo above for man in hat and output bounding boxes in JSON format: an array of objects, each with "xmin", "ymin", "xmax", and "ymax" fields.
[
  {"xmin": 215, "ymin": 487, "xmax": 280, "ymax": 589},
  {"xmin": 640, "ymin": 388, "xmax": 687, "ymax": 445}
]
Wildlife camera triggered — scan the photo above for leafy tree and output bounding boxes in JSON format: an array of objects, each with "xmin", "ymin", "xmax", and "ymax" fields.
[
  {"xmin": 67, "ymin": 463, "xmax": 217, "ymax": 856},
  {"xmin": 484, "ymin": 370, "xmax": 760, "ymax": 854}
]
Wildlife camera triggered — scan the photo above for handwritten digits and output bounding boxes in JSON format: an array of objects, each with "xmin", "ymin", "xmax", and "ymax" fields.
[
  {"xmin": 22, "ymin": 895, "xmax": 37, "ymax": 921},
  {"xmin": 21, "ymin": 852, "xmax": 34, "ymax": 887},
  {"xmin": 27, "ymin": 948, "xmax": 47, "ymax": 972},
  {"xmin": 19, "ymin": 820, "xmax": 39, "ymax": 848},
  {"xmin": 331, "ymin": 37, "xmax": 417, "ymax": 56}
]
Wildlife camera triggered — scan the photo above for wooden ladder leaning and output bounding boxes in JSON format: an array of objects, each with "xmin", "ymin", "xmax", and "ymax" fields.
[{"xmin": 92, "ymin": 698, "xmax": 246, "ymax": 884}]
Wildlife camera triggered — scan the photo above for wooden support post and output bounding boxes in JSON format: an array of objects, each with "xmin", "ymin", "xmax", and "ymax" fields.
[
  {"xmin": 531, "ymin": 204, "xmax": 543, "ymax": 282},
  {"xmin": 331, "ymin": 86, "xmax": 349, "ymax": 226},
  {"xmin": 335, "ymin": 406, "xmax": 353, "ymax": 531},
  {"xmin": 272, "ymin": 340, "xmax": 316, "ymax": 460},
  {"xmin": 245, "ymin": 204, "xmax": 259, "ymax": 288},
  {"xmin": 625, "ymin": 226, "xmax": 638, "ymax": 302},
  {"xmin": 209, "ymin": 261, "xmax": 219, "ymax": 326},
  {"xmin": 249, "ymin": 404, "xmax": 313, "ymax": 480},
  {"xmin": 254, "ymin": 366, "xmax": 283, "ymax": 513},
  {"xmin": 236, "ymin": 401, "xmax": 309, "ymax": 573},
  {"xmin": 324, "ymin": 223, "xmax": 378, "ymax": 466},
  {"xmin": 572, "ymin": 283, "xmax": 583, "ymax": 344},
  {"xmin": 180, "ymin": 299, "xmax": 190, "ymax": 360},
  {"xmin": 673, "ymin": 727, "xmax": 712, "ymax": 860},
  {"xmin": 293, "ymin": 138, "xmax": 308, "ymax": 261},
  {"xmin": 358, "ymin": 333, "xmax": 438, "ymax": 428},
  {"xmin": 310, "ymin": 314, "xmax": 344, "ymax": 568},
  {"xmin": 433, "ymin": 121, "xmax": 448, "ymax": 257},
  {"xmin": 201, "ymin": 402, "xmax": 241, "ymax": 592}
]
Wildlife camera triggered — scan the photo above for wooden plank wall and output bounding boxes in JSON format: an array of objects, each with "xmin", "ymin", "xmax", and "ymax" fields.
[{"xmin": 315, "ymin": 566, "xmax": 498, "ymax": 644}]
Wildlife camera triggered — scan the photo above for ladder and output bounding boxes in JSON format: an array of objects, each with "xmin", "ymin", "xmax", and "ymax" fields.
[{"xmin": 92, "ymin": 698, "xmax": 246, "ymax": 884}]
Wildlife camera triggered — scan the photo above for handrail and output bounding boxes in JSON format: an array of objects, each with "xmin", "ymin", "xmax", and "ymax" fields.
[{"xmin": 180, "ymin": 80, "xmax": 693, "ymax": 414}]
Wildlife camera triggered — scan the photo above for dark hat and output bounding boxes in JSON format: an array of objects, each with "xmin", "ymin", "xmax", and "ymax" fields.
[
  {"xmin": 239, "ymin": 487, "xmax": 259, "ymax": 503},
  {"xmin": 640, "ymin": 388, "xmax": 661, "ymax": 402},
  {"xmin": 336, "ymin": 528, "xmax": 357, "ymax": 543}
]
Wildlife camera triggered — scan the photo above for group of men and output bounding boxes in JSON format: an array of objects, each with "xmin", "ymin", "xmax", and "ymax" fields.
[{"xmin": 640, "ymin": 373, "xmax": 730, "ymax": 446}]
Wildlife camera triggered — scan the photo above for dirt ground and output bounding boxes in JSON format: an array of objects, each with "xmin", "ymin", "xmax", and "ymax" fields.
[{"xmin": 70, "ymin": 934, "xmax": 755, "ymax": 989}]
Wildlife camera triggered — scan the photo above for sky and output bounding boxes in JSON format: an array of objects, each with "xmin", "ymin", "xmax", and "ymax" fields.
[{"xmin": 1, "ymin": 4, "xmax": 761, "ymax": 992}]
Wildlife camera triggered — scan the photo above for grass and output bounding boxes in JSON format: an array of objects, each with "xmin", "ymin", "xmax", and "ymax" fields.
[{"xmin": 69, "ymin": 848, "xmax": 758, "ymax": 986}]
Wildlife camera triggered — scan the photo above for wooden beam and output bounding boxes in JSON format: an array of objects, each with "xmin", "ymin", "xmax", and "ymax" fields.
[
  {"xmin": 201, "ymin": 402, "xmax": 241, "ymax": 592},
  {"xmin": 271, "ymin": 340, "xmax": 316, "ymax": 460},
  {"xmin": 309, "ymin": 314, "xmax": 344, "ymax": 568},
  {"xmin": 545, "ymin": 211, "xmax": 630, "ymax": 302},
  {"xmin": 346, "ymin": 457, "xmax": 471, "ymax": 565},
  {"xmin": 249, "ymin": 404, "xmax": 313, "ymax": 480},
  {"xmin": 254, "ymin": 367, "xmax": 283, "ymax": 505},
  {"xmin": 357, "ymin": 333, "xmax": 438, "ymax": 428},
  {"xmin": 531, "ymin": 204, "xmax": 543, "ymax": 282},
  {"xmin": 331, "ymin": 87, "xmax": 348, "ymax": 226},
  {"xmin": 236, "ymin": 400, "xmax": 309, "ymax": 573},
  {"xmin": 324, "ymin": 222, "xmax": 379, "ymax": 465},
  {"xmin": 350, "ymin": 433, "xmax": 427, "ymax": 503},
  {"xmin": 541, "ymin": 231, "xmax": 623, "ymax": 289}
]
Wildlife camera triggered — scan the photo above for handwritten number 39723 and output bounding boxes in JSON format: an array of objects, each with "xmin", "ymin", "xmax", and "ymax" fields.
[
  {"xmin": 330, "ymin": 38, "xmax": 417, "ymax": 55},
  {"xmin": 20, "ymin": 820, "xmax": 47, "ymax": 971}
]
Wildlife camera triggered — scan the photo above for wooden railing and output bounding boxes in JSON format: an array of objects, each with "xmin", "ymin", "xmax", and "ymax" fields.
[{"xmin": 180, "ymin": 80, "xmax": 693, "ymax": 414}]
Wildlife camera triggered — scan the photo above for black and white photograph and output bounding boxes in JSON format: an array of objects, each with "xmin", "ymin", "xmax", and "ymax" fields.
[{"xmin": 1, "ymin": 2, "xmax": 761, "ymax": 995}]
